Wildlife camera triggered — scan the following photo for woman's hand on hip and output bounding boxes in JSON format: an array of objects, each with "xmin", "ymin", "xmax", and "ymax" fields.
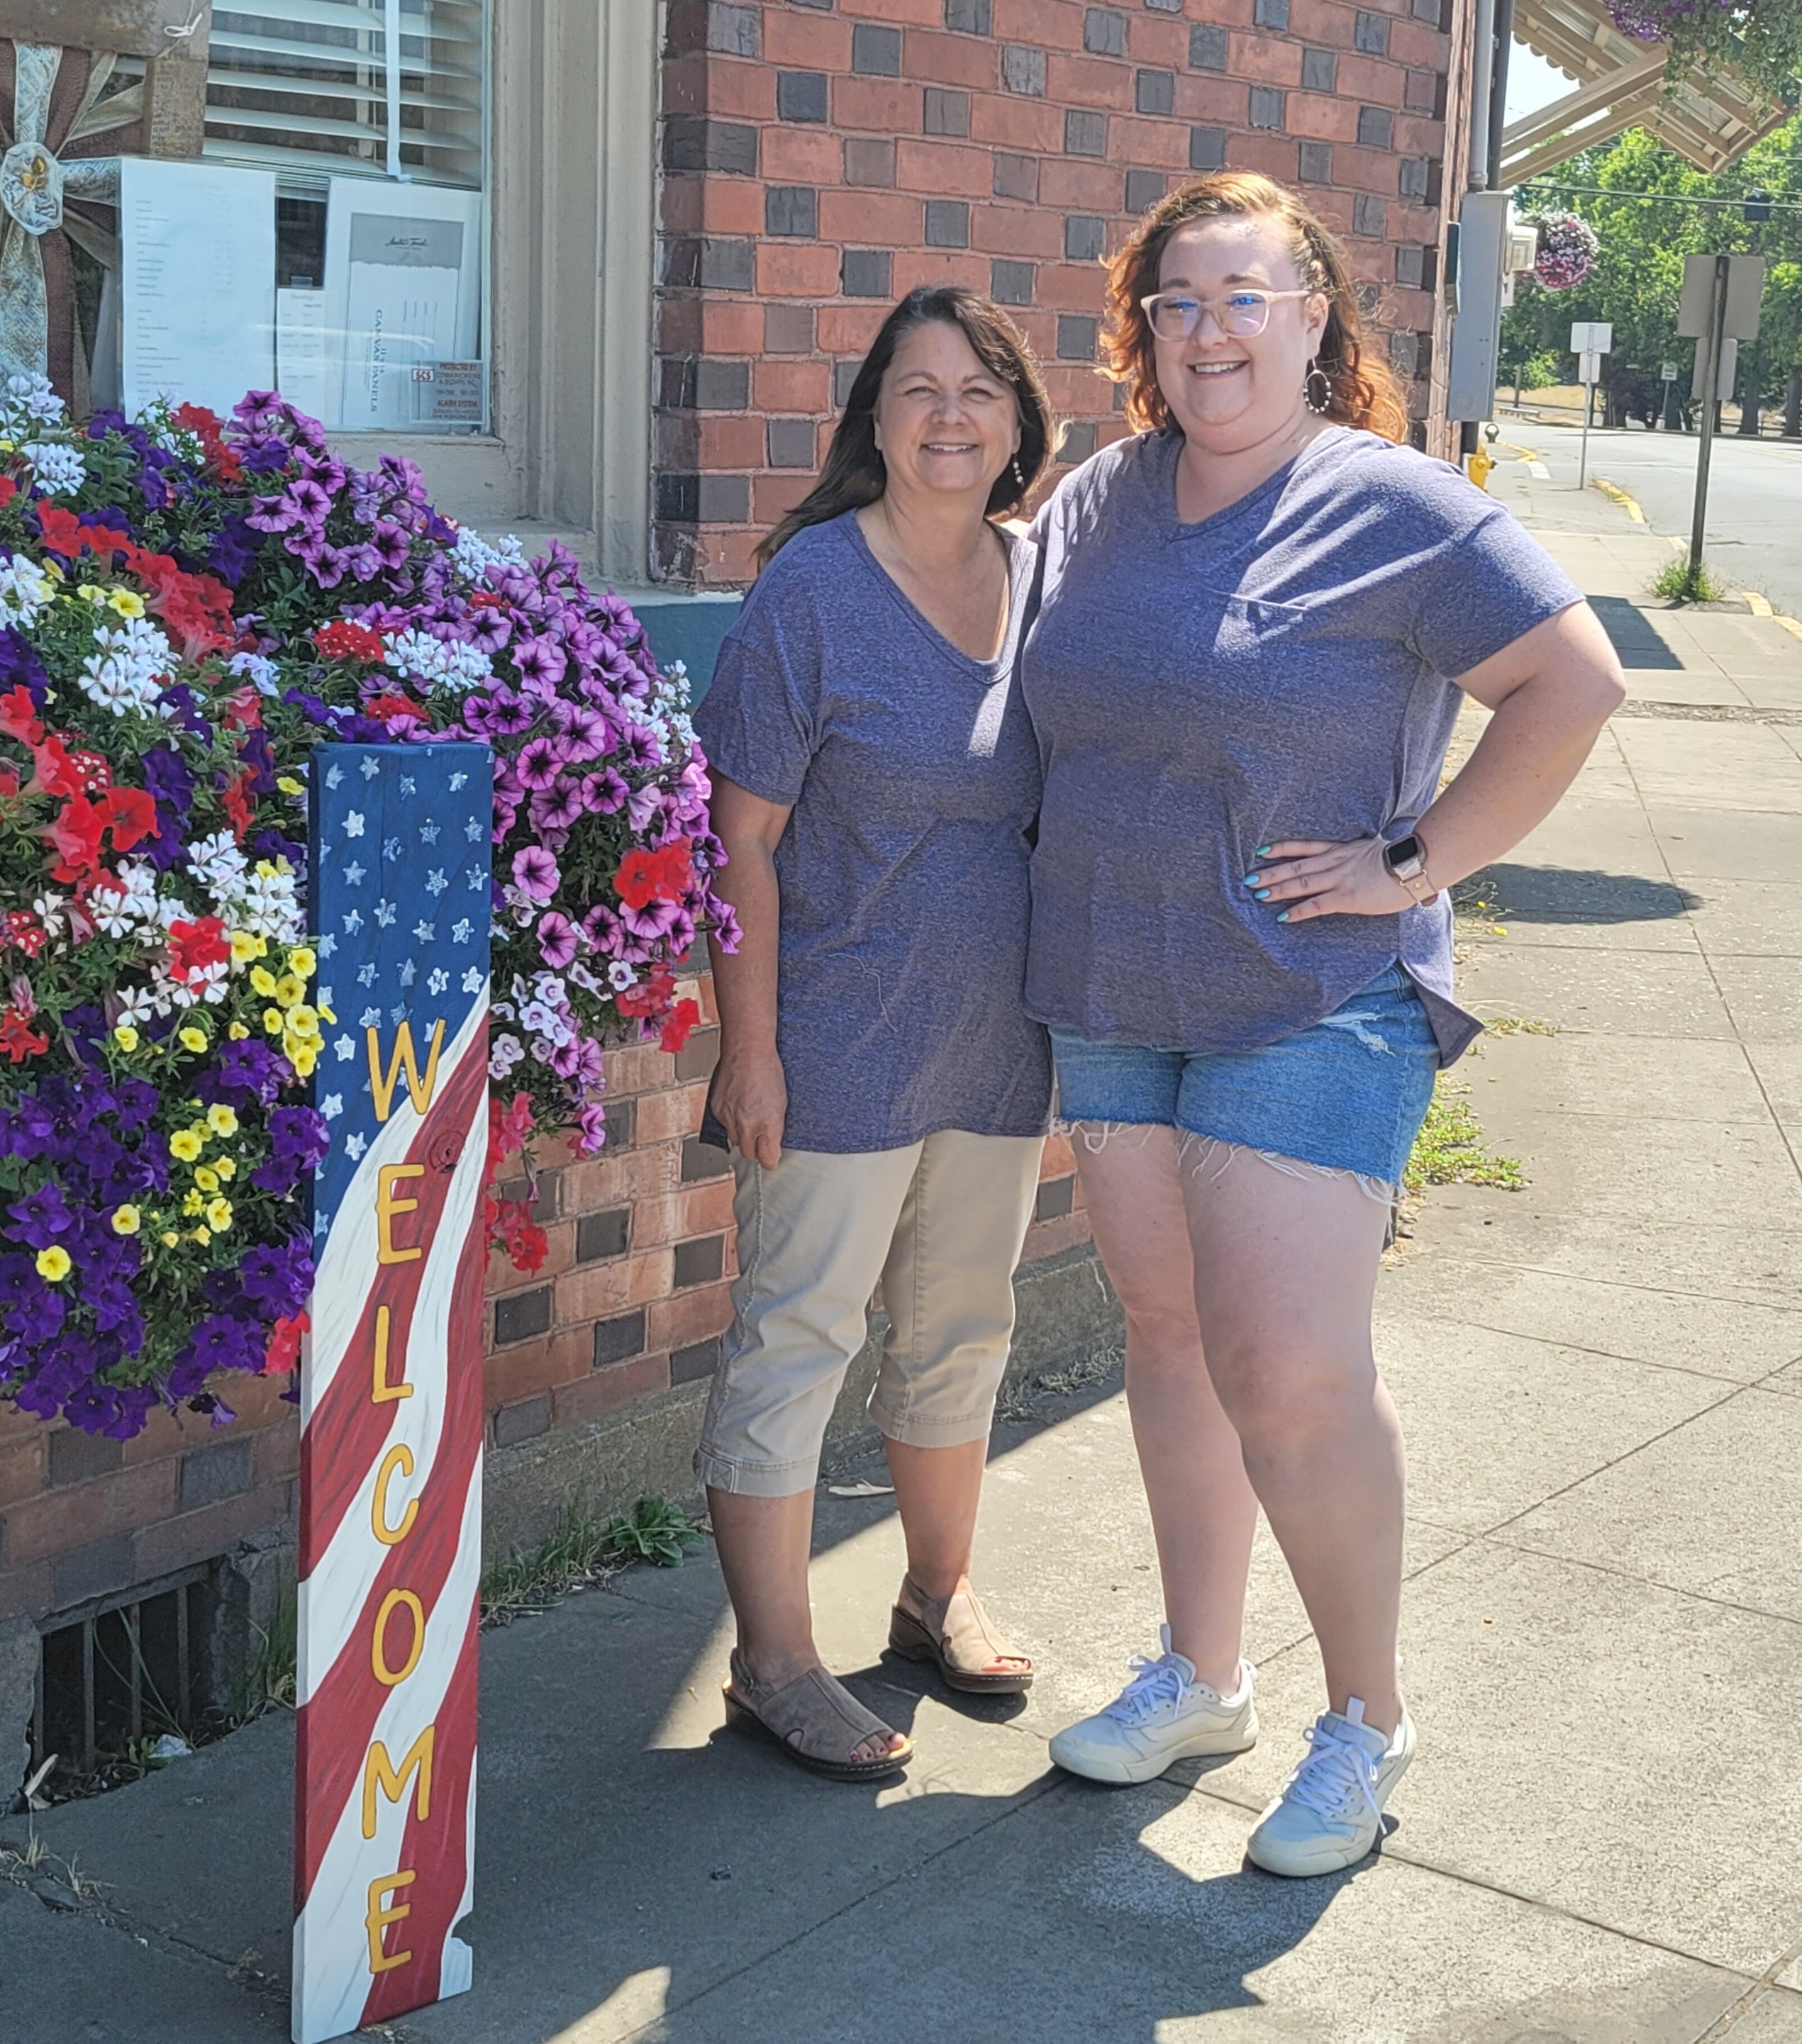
[
  {"xmin": 1243, "ymin": 838, "xmax": 1416, "ymax": 922},
  {"xmin": 711, "ymin": 1045, "xmax": 789, "ymax": 1170}
]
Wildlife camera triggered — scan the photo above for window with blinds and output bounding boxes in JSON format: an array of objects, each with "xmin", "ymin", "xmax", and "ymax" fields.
[{"xmin": 202, "ymin": 1, "xmax": 486, "ymax": 190}]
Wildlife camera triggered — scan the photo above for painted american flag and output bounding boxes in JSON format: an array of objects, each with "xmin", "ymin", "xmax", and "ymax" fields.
[{"xmin": 293, "ymin": 741, "xmax": 493, "ymax": 2044}]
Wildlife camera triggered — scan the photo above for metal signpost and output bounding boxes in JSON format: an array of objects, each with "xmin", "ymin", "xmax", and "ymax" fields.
[
  {"xmin": 293, "ymin": 742, "xmax": 494, "ymax": 2044},
  {"xmin": 1678, "ymin": 252, "xmax": 1765, "ymax": 580},
  {"xmin": 1570, "ymin": 321, "xmax": 1611, "ymax": 490}
]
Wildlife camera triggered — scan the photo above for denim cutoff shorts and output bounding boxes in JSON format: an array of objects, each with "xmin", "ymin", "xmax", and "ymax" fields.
[{"xmin": 1051, "ymin": 966, "xmax": 1440, "ymax": 1189}]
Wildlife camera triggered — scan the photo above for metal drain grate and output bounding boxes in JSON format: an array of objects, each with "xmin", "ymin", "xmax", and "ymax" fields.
[{"xmin": 32, "ymin": 1565, "xmax": 210, "ymax": 1777}]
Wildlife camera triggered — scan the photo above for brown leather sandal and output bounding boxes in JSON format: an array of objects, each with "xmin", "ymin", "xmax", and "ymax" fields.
[
  {"xmin": 888, "ymin": 1575, "xmax": 1035, "ymax": 1694},
  {"xmin": 723, "ymin": 1649, "xmax": 913, "ymax": 1782}
]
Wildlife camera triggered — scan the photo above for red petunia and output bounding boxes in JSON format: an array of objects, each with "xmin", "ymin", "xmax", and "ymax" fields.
[
  {"xmin": 0, "ymin": 477, "xmax": 16, "ymax": 512},
  {"xmin": 45, "ymin": 795, "xmax": 106, "ymax": 882},
  {"xmin": 167, "ymin": 915, "xmax": 230, "ymax": 976},
  {"xmin": 0, "ymin": 1006, "xmax": 48, "ymax": 1063},
  {"xmin": 658, "ymin": 997, "xmax": 701, "ymax": 1054},
  {"xmin": 221, "ymin": 770, "xmax": 255, "ymax": 842},
  {"xmin": 313, "ymin": 619, "xmax": 386, "ymax": 663},
  {"xmin": 615, "ymin": 840, "xmax": 692, "ymax": 912},
  {"xmin": 0, "ymin": 686, "xmax": 40, "ymax": 746},
  {"xmin": 101, "ymin": 786, "xmax": 157, "ymax": 851},
  {"xmin": 261, "ymin": 1310, "xmax": 309, "ymax": 1376}
]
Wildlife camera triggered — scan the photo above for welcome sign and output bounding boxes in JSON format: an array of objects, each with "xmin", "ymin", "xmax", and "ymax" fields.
[{"xmin": 293, "ymin": 742, "xmax": 492, "ymax": 2044}]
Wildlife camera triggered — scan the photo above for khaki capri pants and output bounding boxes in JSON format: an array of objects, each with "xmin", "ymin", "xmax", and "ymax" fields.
[{"xmin": 695, "ymin": 1130, "xmax": 1045, "ymax": 1498}]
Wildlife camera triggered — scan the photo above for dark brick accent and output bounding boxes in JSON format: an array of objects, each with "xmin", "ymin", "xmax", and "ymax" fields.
[
  {"xmin": 494, "ymin": 1285, "xmax": 552, "ymax": 1346},
  {"xmin": 946, "ymin": 0, "xmax": 991, "ymax": 30},
  {"xmin": 493, "ymin": 1395, "xmax": 551, "ymax": 1449},
  {"xmin": 1301, "ymin": 47, "xmax": 1337, "ymax": 91},
  {"xmin": 1394, "ymin": 242, "xmax": 1425, "ymax": 288},
  {"xmin": 1353, "ymin": 193, "xmax": 1388, "ymax": 238},
  {"xmin": 663, "ymin": 235, "xmax": 755, "ymax": 292},
  {"xmin": 1064, "ymin": 109, "xmax": 1107, "ymax": 156},
  {"xmin": 575, "ymin": 1208, "xmax": 631, "ymax": 1262},
  {"xmin": 834, "ymin": 359, "xmax": 861, "ymax": 406},
  {"xmin": 53, "ymin": 1535, "xmax": 131, "ymax": 1612},
  {"xmin": 1190, "ymin": 125, "xmax": 1228, "ymax": 172},
  {"xmin": 676, "ymin": 1027, "xmax": 722, "ymax": 1081},
  {"xmin": 179, "ymin": 1439, "xmax": 252, "ymax": 1509},
  {"xmin": 845, "ymin": 137, "xmax": 896, "ymax": 184},
  {"xmin": 498, "ymin": 1173, "xmax": 558, "ymax": 1222},
  {"xmin": 1190, "ymin": 22, "xmax": 1228, "ymax": 68},
  {"xmin": 1135, "ymin": 68, "xmax": 1175, "ymax": 116},
  {"xmin": 767, "ymin": 416, "xmax": 817, "ymax": 467},
  {"xmin": 602, "ymin": 1097, "xmax": 635, "ymax": 1150},
  {"xmin": 1002, "ymin": 45, "xmax": 1047, "ymax": 95},
  {"xmin": 706, "ymin": 2, "xmax": 761, "ymax": 56},
  {"xmin": 694, "ymin": 357, "xmax": 750, "ymax": 409},
  {"xmin": 679, "ymin": 474, "xmax": 749, "ymax": 523},
  {"xmin": 842, "ymin": 247, "xmax": 894, "ymax": 296},
  {"xmin": 1084, "ymin": 7, "xmax": 1127, "ymax": 55},
  {"xmin": 663, "ymin": 116, "xmax": 758, "ymax": 176},
  {"xmin": 1298, "ymin": 140, "xmax": 1333, "ymax": 182},
  {"xmin": 923, "ymin": 87, "xmax": 971, "ymax": 135},
  {"xmin": 852, "ymin": 23, "xmax": 902, "ymax": 74},
  {"xmin": 765, "ymin": 184, "xmax": 818, "ymax": 236},
  {"xmin": 776, "ymin": 70, "xmax": 828, "ymax": 122},
  {"xmin": 1389, "ymin": 330, "xmax": 1420, "ymax": 376},
  {"xmin": 991, "ymin": 257, "xmax": 1035, "ymax": 304},
  {"xmin": 1065, "ymin": 214, "xmax": 1106, "ymax": 261},
  {"xmin": 791, "ymin": 0, "xmax": 832, "ymax": 7},
  {"xmin": 925, "ymin": 198, "xmax": 971, "ymax": 247},
  {"xmin": 1253, "ymin": 0, "xmax": 1289, "ymax": 27},
  {"xmin": 1357, "ymin": 105, "xmax": 1394, "ymax": 149},
  {"xmin": 657, "ymin": 474, "xmax": 699, "ymax": 523},
  {"xmin": 674, "ymin": 1235, "xmax": 726, "ymax": 1288},
  {"xmin": 1057, "ymin": 313, "xmax": 1099, "ymax": 359},
  {"xmin": 48, "ymin": 1429, "xmax": 121, "ymax": 1487},
  {"xmin": 682, "ymin": 1136, "xmax": 733, "ymax": 1182},
  {"xmin": 1398, "ymin": 155, "xmax": 1431, "ymax": 200},
  {"xmin": 1354, "ymin": 9, "xmax": 1391, "ymax": 52},
  {"xmin": 1143, "ymin": 0, "xmax": 1182, "ymax": 11},
  {"xmin": 671, "ymin": 1337, "xmax": 723, "ymax": 1385},
  {"xmin": 1249, "ymin": 86, "xmax": 1285, "ymax": 130},
  {"xmin": 594, "ymin": 1309, "xmax": 648, "ymax": 1369},
  {"xmin": 993, "ymin": 152, "xmax": 1038, "ymax": 201},
  {"xmin": 1413, "ymin": 0, "xmax": 1446, "ymax": 22},
  {"xmin": 1035, "ymin": 1175, "xmax": 1076, "ymax": 1222},
  {"xmin": 1125, "ymin": 168, "xmax": 1165, "ymax": 213},
  {"xmin": 1405, "ymin": 67, "xmax": 1444, "ymax": 116}
]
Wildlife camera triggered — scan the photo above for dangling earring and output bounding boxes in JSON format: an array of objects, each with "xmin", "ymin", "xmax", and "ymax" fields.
[
  {"xmin": 1011, "ymin": 454, "xmax": 1025, "ymax": 489},
  {"xmin": 1303, "ymin": 358, "xmax": 1334, "ymax": 415}
]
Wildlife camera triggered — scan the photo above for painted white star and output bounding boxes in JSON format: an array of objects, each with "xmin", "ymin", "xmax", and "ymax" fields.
[
  {"xmin": 320, "ymin": 1093, "xmax": 343, "ymax": 1120},
  {"xmin": 399, "ymin": 959, "xmax": 416, "ymax": 987},
  {"xmin": 426, "ymin": 968, "xmax": 447, "ymax": 995},
  {"xmin": 389, "ymin": 1003, "xmax": 408, "ymax": 1024},
  {"xmin": 341, "ymin": 908, "xmax": 363, "ymax": 934},
  {"xmin": 374, "ymin": 901, "xmax": 396, "ymax": 927},
  {"xmin": 360, "ymin": 755, "xmax": 380, "ymax": 780},
  {"xmin": 344, "ymin": 812, "xmax": 364, "ymax": 837},
  {"xmin": 462, "ymin": 966, "xmax": 484, "ymax": 993},
  {"xmin": 464, "ymin": 818, "xmax": 483, "ymax": 841},
  {"xmin": 357, "ymin": 961, "xmax": 377, "ymax": 986},
  {"xmin": 383, "ymin": 838, "xmax": 401, "ymax": 864},
  {"xmin": 426, "ymin": 869, "xmax": 447, "ymax": 897},
  {"xmin": 334, "ymin": 1034, "xmax": 355, "ymax": 1061},
  {"xmin": 345, "ymin": 1132, "xmax": 367, "ymax": 1161},
  {"xmin": 317, "ymin": 986, "xmax": 333, "ymax": 1011},
  {"xmin": 360, "ymin": 1007, "xmax": 382, "ymax": 1028},
  {"xmin": 343, "ymin": 861, "xmax": 365, "ymax": 886},
  {"xmin": 313, "ymin": 1211, "xmax": 328, "ymax": 1234},
  {"xmin": 450, "ymin": 772, "xmax": 468, "ymax": 791},
  {"xmin": 326, "ymin": 764, "xmax": 343, "ymax": 790},
  {"xmin": 465, "ymin": 869, "xmax": 486, "ymax": 892},
  {"xmin": 317, "ymin": 933, "xmax": 337, "ymax": 959},
  {"xmin": 452, "ymin": 919, "xmax": 472, "ymax": 944},
  {"xmin": 419, "ymin": 822, "xmax": 440, "ymax": 845},
  {"xmin": 401, "ymin": 776, "xmax": 417, "ymax": 796},
  {"xmin": 413, "ymin": 922, "xmax": 435, "ymax": 944}
]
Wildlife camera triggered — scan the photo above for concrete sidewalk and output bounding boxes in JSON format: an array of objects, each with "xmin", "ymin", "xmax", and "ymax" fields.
[{"xmin": 6, "ymin": 471, "xmax": 1802, "ymax": 2044}]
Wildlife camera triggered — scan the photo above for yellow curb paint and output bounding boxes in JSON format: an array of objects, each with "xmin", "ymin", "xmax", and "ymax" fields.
[
  {"xmin": 1775, "ymin": 613, "xmax": 1802, "ymax": 644},
  {"xmin": 1742, "ymin": 591, "xmax": 1774, "ymax": 616},
  {"xmin": 1594, "ymin": 478, "xmax": 1647, "ymax": 524}
]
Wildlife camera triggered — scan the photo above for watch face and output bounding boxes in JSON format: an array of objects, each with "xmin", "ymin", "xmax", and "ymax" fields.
[{"xmin": 1386, "ymin": 834, "xmax": 1422, "ymax": 871}]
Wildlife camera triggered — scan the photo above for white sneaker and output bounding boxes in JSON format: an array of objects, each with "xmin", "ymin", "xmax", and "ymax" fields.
[
  {"xmin": 1048, "ymin": 1626, "xmax": 1258, "ymax": 1785},
  {"xmin": 1245, "ymin": 1699, "xmax": 1416, "ymax": 1877}
]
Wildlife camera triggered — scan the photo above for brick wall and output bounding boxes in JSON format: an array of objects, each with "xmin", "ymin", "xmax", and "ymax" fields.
[
  {"xmin": 654, "ymin": 0, "xmax": 1462, "ymax": 588},
  {"xmin": 0, "ymin": 959, "xmax": 1091, "ymax": 1632}
]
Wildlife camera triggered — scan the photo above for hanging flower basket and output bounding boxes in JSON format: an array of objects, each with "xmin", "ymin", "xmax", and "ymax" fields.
[
  {"xmin": 1528, "ymin": 211, "xmax": 1600, "ymax": 291},
  {"xmin": 0, "ymin": 376, "xmax": 737, "ymax": 1438}
]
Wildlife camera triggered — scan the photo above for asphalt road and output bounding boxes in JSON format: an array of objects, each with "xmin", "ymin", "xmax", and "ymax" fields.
[{"xmin": 1495, "ymin": 413, "xmax": 1802, "ymax": 620}]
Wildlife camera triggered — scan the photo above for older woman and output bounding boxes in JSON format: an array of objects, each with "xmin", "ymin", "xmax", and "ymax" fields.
[
  {"xmin": 691, "ymin": 288, "xmax": 1053, "ymax": 1781},
  {"xmin": 1024, "ymin": 175, "xmax": 1625, "ymax": 1872}
]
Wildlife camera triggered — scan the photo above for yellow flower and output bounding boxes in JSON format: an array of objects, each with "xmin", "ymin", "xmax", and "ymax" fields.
[
  {"xmin": 263, "ymin": 1007, "xmax": 283, "ymax": 1035},
  {"xmin": 194, "ymin": 1166, "xmax": 219, "ymax": 1195},
  {"xmin": 230, "ymin": 929, "xmax": 266, "ymax": 965},
  {"xmin": 227, "ymin": 1021, "xmax": 249, "ymax": 1041},
  {"xmin": 288, "ymin": 946, "xmax": 316, "ymax": 980},
  {"xmin": 213, "ymin": 1156, "xmax": 236, "ymax": 1183},
  {"xmin": 76, "ymin": 582, "xmax": 104, "ymax": 603},
  {"xmin": 317, "ymin": 1002, "xmax": 337, "ymax": 1025},
  {"xmin": 274, "ymin": 973, "xmax": 305, "ymax": 1009},
  {"xmin": 250, "ymin": 965, "xmax": 278, "ymax": 998},
  {"xmin": 105, "ymin": 588, "xmax": 146, "ymax": 619},
  {"xmin": 287, "ymin": 1042, "xmax": 318, "ymax": 1079},
  {"xmin": 205, "ymin": 1197, "xmax": 233, "ymax": 1234},
  {"xmin": 182, "ymin": 1190, "xmax": 204, "ymax": 1217},
  {"xmin": 35, "ymin": 1246, "xmax": 71, "ymax": 1282},
  {"xmin": 160, "ymin": 1230, "xmax": 179, "ymax": 1248},
  {"xmin": 113, "ymin": 1022, "xmax": 140, "ymax": 1053},
  {"xmin": 169, "ymin": 1129, "xmax": 204, "ymax": 1163},
  {"xmin": 111, "ymin": 1205, "xmax": 141, "ymax": 1236},
  {"xmin": 285, "ymin": 1004, "xmax": 319, "ymax": 1039},
  {"xmin": 191, "ymin": 1225, "xmax": 211, "ymax": 1246},
  {"xmin": 206, "ymin": 1103, "xmax": 239, "ymax": 1138},
  {"xmin": 179, "ymin": 1025, "xmax": 208, "ymax": 1054},
  {"xmin": 277, "ymin": 775, "xmax": 304, "ymax": 797}
]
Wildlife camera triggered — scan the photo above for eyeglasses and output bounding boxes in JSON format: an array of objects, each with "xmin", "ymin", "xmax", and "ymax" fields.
[{"xmin": 1140, "ymin": 289, "xmax": 1318, "ymax": 340}]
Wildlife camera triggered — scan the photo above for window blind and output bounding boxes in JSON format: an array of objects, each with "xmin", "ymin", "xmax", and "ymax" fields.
[{"xmin": 199, "ymin": 0, "xmax": 486, "ymax": 189}]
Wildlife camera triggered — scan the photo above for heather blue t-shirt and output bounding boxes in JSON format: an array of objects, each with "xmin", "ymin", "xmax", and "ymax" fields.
[
  {"xmin": 1022, "ymin": 428, "xmax": 1584, "ymax": 1063},
  {"xmin": 693, "ymin": 510, "xmax": 1052, "ymax": 1153}
]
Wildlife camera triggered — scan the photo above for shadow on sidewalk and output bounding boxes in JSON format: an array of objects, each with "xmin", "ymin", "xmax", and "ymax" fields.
[{"xmin": 1464, "ymin": 861, "xmax": 1701, "ymax": 926}]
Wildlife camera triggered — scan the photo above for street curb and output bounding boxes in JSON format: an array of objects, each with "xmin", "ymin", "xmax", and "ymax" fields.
[{"xmin": 1594, "ymin": 478, "xmax": 1647, "ymax": 523}]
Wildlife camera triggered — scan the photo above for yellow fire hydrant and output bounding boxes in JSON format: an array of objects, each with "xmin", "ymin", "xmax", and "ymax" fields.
[{"xmin": 1466, "ymin": 445, "xmax": 1494, "ymax": 492}]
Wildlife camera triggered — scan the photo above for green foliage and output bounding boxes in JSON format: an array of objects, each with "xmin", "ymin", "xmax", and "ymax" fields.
[
  {"xmin": 1652, "ymin": 556, "xmax": 1729, "ymax": 602},
  {"xmin": 1403, "ymin": 1082, "xmax": 1525, "ymax": 1193},
  {"xmin": 1503, "ymin": 120, "xmax": 1802, "ymax": 419},
  {"xmin": 481, "ymin": 1495, "xmax": 703, "ymax": 1624}
]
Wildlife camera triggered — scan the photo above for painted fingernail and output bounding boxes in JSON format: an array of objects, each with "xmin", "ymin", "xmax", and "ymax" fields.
[
  {"xmin": 1255, "ymin": 889, "xmax": 1272, "ymax": 900},
  {"xmin": 1242, "ymin": 874, "xmax": 1262, "ymax": 886},
  {"xmin": 1277, "ymin": 910, "xmax": 1290, "ymax": 922},
  {"xmin": 1256, "ymin": 845, "xmax": 1272, "ymax": 857}
]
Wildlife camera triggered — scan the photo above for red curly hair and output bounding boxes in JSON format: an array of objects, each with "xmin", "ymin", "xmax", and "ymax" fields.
[{"xmin": 1102, "ymin": 172, "xmax": 1409, "ymax": 443}]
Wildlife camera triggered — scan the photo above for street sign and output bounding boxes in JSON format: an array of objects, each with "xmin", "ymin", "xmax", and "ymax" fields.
[
  {"xmin": 1661, "ymin": 361, "xmax": 1679, "ymax": 381},
  {"xmin": 1578, "ymin": 350, "xmax": 1602, "ymax": 386},
  {"xmin": 1693, "ymin": 335, "xmax": 1738, "ymax": 403},
  {"xmin": 294, "ymin": 743, "xmax": 494, "ymax": 2044},
  {"xmin": 1679, "ymin": 253, "xmax": 1764, "ymax": 341},
  {"xmin": 1569, "ymin": 321, "xmax": 1613, "ymax": 355}
]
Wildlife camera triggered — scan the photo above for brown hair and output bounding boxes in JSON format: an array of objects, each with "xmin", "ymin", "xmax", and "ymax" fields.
[
  {"xmin": 757, "ymin": 286, "xmax": 1054, "ymax": 571},
  {"xmin": 1101, "ymin": 172, "xmax": 1409, "ymax": 443}
]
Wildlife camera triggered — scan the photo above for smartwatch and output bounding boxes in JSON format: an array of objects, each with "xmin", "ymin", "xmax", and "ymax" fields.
[{"xmin": 1384, "ymin": 833, "xmax": 1437, "ymax": 907}]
